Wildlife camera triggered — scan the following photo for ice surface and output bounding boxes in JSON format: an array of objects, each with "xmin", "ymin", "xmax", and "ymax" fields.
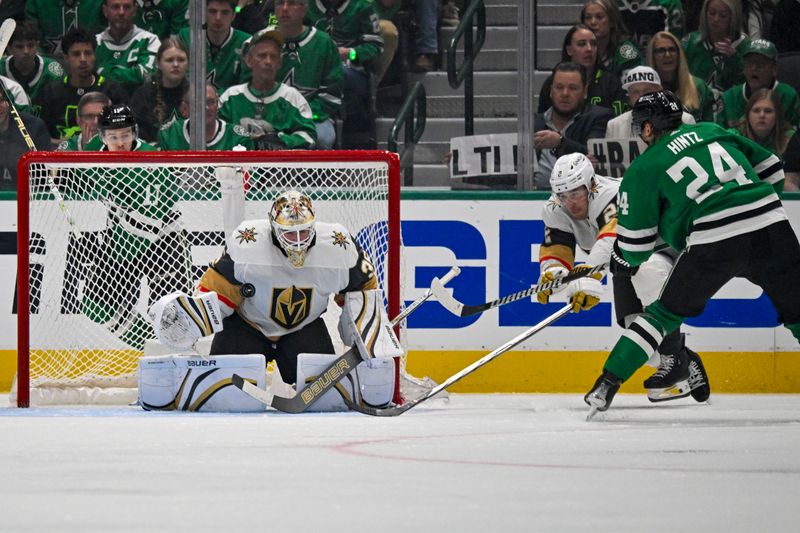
[{"xmin": 1, "ymin": 393, "xmax": 799, "ymax": 532}]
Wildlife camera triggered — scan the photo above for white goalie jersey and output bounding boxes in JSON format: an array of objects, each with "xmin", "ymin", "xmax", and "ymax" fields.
[
  {"xmin": 540, "ymin": 174, "xmax": 620, "ymax": 270},
  {"xmin": 199, "ymin": 219, "xmax": 377, "ymax": 338}
]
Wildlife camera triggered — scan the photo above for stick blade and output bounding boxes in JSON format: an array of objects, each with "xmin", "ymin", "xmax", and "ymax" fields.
[{"xmin": 430, "ymin": 276, "xmax": 464, "ymax": 316}]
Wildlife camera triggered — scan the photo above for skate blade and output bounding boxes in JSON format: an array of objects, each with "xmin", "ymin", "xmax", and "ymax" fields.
[
  {"xmin": 586, "ymin": 406, "xmax": 600, "ymax": 421},
  {"xmin": 647, "ymin": 380, "xmax": 691, "ymax": 403}
]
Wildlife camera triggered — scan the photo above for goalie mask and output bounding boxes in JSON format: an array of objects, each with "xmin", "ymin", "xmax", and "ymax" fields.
[{"xmin": 269, "ymin": 190, "xmax": 316, "ymax": 268}]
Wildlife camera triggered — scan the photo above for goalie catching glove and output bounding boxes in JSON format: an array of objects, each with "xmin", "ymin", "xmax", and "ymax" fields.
[
  {"xmin": 565, "ymin": 265, "xmax": 604, "ymax": 312},
  {"xmin": 536, "ymin": 266, "xmax": 569, "ymax": 304},
  {"xmin": 148, "ymin": 292, "xmax": 224, "ymax": 351}
]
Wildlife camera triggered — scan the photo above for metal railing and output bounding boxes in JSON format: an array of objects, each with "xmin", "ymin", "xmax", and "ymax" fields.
[
  {"xmin": 446, "ymin": 0, "xmax": 486, "ymax": 136},
  {"xmin": 387, "ymin": 81, "xmax": 426, "ymax": 186}
]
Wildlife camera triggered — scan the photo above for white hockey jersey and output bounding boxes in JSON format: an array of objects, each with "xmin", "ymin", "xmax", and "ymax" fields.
[
  {"xmin": 539, "ymin": 174, "xmax": 620, "ymax": 270},
  {"xmin": 199, "ymin": 219, "xmax": 377, "ymax": 338}
]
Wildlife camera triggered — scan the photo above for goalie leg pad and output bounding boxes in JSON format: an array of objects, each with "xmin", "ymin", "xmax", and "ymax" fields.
[
  {"xmin": 295, "ymin": 353, "xmax": 396, "ymax": 412},
  {"xmin": 149, "ymin": 292, "xmax": 224, "ymax": 351},
  {"xmin": 339, "ymin": 289, "xmax": 404, "ymax": 360},
  {"xmin": 138, "ymin": 353, "xmax": 266, "ymax": 412}
]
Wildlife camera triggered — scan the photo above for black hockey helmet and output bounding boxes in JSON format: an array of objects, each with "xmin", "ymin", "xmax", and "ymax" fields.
[
  {"xmin": 99, "ymin": 104, "xmax": 137, "ymax": 131},
  {"xmin": 631, "ymin": 90, "xmax": 683, "ymax": 137}
]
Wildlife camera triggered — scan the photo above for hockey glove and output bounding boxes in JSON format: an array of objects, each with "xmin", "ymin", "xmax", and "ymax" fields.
[
  {"xmin": 565, "ymin": 265, "xmax": 604, "ymax": 312},
  {"xmin": 610, "ymin": 240, "xmax": 639, "ymax": 277},
  {"xmin": 536, "ymin": 266, "xmax": 569, "ymax": 304}
]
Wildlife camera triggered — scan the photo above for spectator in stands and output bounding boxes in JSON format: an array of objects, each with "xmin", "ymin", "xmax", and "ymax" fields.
[
  {"xmin": 646, "ymin": 30, "xmax": 715, "ymax": 121},
  {"xmin": 96, "ymin": 0, "xmax": 161, "ymax": 96},
  {"xmin": 0, "ymin": 88, "xmax": 51, "ymax": 188},
  {"xmin": 306, "ymin": 0, "xmax": 384, "ymax": 148},
  {"xmin": 159, "ymin": 83, "xmax": 255, "ymax": 151},
  {"xmin": 533, "ymin": 62, "xmax": 614, "ymax": 189},
  {"xmin": 606, "ymin": 66, "xmax": 695, "ymax": 150},
  {"xmin": 741, "ymin": 0, "xmax": 774, "ymax": 39},
  {"xmin": 581, "ymin": 0, "xmax": 642, "ymax": 75},
  {"xmin": 769, "ymin": 0, "xmax": 800, "ymax": 53},
  {"xmin": 538, "ymin": 25, "xmax": 626, "ymax": 116},
  {"xmin": 129, "ymin": 37, "xmax": 189, "ymax": 142},
  {"xmin": 0, "ymin": 76, "xmax": 33, "ymax": 115},
  {"xmin": 36, "ymin": 28, "xmax": 128, "ymax": 145},
  {"xmin": 718, "ymin": 38, "xmax": 800, "ymax": 127},
  {"xmin": 274, "ymin": 0, "xmax": 343, "ymax": 149},
  {"xmin": 375, "ymin": 1, "xmax": 401, "ymax": 79},
  {"xmin": 617, "ymin": 0, "xmax": 685, "ymax": 51},
  {"xmin": 233, "ymin": 0, "xmax": 273, "ymax": 35},
  {"xmin": 57, "ymin": 92, "xmax": 112, "ymax": 151},
  {"xmin": 219, "ymin": 30, "xmax": 316, "ymax": 149},
  {"xmin": 135, "ymin": 0, "xmax": 189, "ymax": 39},
  {"xmin": 682, "ymin": 0, "xmax": 750, "ymax": 101},
  {"xmin": 0, "ymin": 21, "xmax": 64, "ymax": 117},
  {"xmin": 0, "ymin": 0, "xmax": 24, "ymax": 22},
  {"xmin": 179, "ymin": 0, "xmax": 251, "ymax": 93},
  {"xmin": 25, "ymin": 0, "xmax": 107, "ymax": 57},
  {"xmin": 410, "ymin": 0, "xmax": 441, "ymax": 73},
  {"xmin": 84, "ymin": 103, "xmax": 157, "ymax": 151}
]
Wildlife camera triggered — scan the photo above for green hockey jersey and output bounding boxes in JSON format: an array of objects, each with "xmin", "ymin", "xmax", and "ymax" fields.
[
  {"xmin": 25, "ymin": 0, "xmax": 106, "ymax": 56},
  {"xmin": 135, "ymin": 0, "xmax": 189, "ymax": 39},
  {"xmin": 0, "ymin": 56, "xmax": 64, "ymax": 116},
  {"xmin": 178, "ymin": 27, "xmax": 250, "ymax": 92},
  {"xmin": 157, "ymin": 118, "xmax": 255, "ymax": 150},
  {"xmin": 95, "ymin": 26, "xmax": 161, "ymax": 95},
  {"xmin": 306, "ymin": 0, "xmax": 383, "ymax": 72},
  {"xmin": 277, "ymin": 26, "xmax": 343, "ymax": 123},
  {"xmin": 616, "ymin": 122, "xmax": 785, "ymax": 266},
  {"xmin": 717, "ymin": 81, "xmax": 800, "ymax": 129},
  {"xmin": 219, "ymin": 82, "xmax": 316, "ymax": 148}
]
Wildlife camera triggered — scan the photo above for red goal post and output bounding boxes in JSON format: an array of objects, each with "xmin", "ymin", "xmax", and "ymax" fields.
[{"xmin": 16, "ymin": 150, "xmax": 403, "ymax": 408}]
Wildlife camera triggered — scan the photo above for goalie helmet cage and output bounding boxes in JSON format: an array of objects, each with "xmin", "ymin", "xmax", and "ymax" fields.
[{"xmin": 15, "ymin": 150, "xmax": 406, "ymax": 408}]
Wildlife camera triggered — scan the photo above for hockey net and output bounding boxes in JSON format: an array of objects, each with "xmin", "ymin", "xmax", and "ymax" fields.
[{"xmin": 14, "ymin": 150, "xmax": 423, "ymax": 407}]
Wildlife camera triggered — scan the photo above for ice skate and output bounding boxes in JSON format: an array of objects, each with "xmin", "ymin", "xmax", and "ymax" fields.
[
  {"xmin": 585, "ymin": 371, "xmax": 622, "ymax": 420},
  {"xmin": 687, "ymin": 349, "xmax": 711, "ymax": 403},
  {"xmin": 644, "ymin": 349, "xmax": 690, "ymax": 403}
]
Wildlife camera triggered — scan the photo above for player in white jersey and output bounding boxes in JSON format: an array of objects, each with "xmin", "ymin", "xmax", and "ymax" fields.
[
  {"xmin": 538, "ymin": 153, "xmax": 710, "ymax": 403},
  {"xmin": 195, "ymin": 190, "xmax": 378, "ymax": 385}
]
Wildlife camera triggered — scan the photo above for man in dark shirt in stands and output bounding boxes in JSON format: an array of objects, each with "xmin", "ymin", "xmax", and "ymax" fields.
[{"xmin": 0, "ymin": 86, "xmax": 52, "ymax": 189}]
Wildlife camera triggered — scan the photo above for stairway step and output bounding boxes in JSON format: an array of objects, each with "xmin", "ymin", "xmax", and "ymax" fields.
[
  {"xmin": 536, "ymin": 3, "xmax": 583, "ymax": 25},
  {"xmin": 485, "ymin": 4, "xmax": 517, "ymax": 26},
  {"xmin": 378, "ymin": 116, "xmax": 517, "ymax": 143},
  {"xmin": 426, "ymin": 94, "xmax": 517, "ymax": 117}
]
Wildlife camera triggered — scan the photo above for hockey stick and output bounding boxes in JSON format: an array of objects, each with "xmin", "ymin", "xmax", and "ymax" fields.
[
  {"xmin": 343, "ymin": 303, "xmax": 574, "ymax": 416},
  {"xmin": 0, "ymin": 19, "xmax": 80, "ymax": 238},
  {"xmin": 431, "ymin": 263, "xmax": 608, "ymax": 318},
  {"xmin": 232, "ymin": 266, "xmax": 462, "ymax": 413}
]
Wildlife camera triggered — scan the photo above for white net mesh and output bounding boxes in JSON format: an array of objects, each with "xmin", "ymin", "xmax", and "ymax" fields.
[{"xmin": 18, "ymin": 151, "xmax": 406, "ymax": 406}]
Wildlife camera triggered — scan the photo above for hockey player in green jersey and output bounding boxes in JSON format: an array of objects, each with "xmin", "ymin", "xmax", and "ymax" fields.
[
  {"xmin": 273, "ymin": 0, "xmax": 344, "ymax": 149},
  {"xmin": 79, "ymin": 104, "xmax": 191, "ymax": 351},
  {"xmin": 25, "ymin": 0, "xmax": 107, "ymax": 56},
  {"xmin": 177, "ymin": 0, "xmax": 250, "ymax": 92},
  {"xmin": 95, "ymin": 0, "xmax": 161, "ymax": 96},
  {"xmin": 158, "ymin": 83, "xmax": 254, "ymax": 151},
  {"xmin": 585, "ymin": 90, "xmax": 800, "ymax": 416},
  {"xmin": 219, "ymin": 30, "xmax": 316, "ymax": 149}
]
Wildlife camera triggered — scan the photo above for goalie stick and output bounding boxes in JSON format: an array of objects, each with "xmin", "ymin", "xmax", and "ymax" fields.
[
  {"xmin": 232, "ymin": 266, "xmax": 461, "ymax": 413},
  {"xmin": 342, "ymin": 303, "xmax": 573, "ymax": 416},
  {"xmin": 432, "ymin": 263, "xmax": 608, "ymax": 318},
  {"xmin": 0, "ymin": 19, "xmax": 80, "ymax": 238}
]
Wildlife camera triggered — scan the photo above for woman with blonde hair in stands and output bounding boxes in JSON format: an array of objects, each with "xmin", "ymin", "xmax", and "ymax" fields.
[
  {"xmin": 647, "ymin": 31, "xmax": 715, "ymax": 122},
  {"xmin": 580, "ymin": 0, "xmax": 641, "ymax": 75},
  {"xmin": 738, "ymin": 88, "xmax": 800, "ymax": 189}
]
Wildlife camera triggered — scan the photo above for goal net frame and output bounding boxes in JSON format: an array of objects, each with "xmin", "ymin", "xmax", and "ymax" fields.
[{"xmin": 15, "ymin": 150, "xmax": 402, "ymax": 408}]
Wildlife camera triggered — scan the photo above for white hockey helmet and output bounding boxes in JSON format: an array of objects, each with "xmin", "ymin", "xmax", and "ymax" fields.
[
  {"xmin": 550, "ymin": 153, "xmax": 595, "ymax": 194},
  {"xmin": 269, "ymin": 190, "xmax": 316, "ymax": 268}
]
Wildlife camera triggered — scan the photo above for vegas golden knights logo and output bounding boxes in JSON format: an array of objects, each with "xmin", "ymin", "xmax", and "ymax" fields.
[{"xmin": 271, "ymin": 286, "xmax": 313, "ymax": 329}]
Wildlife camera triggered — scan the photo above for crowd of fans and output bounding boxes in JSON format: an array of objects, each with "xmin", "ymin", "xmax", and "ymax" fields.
[
  {"xmin": 0, "ymin": 0, "xmax": 455, "ymax": 189},
  {"xmin": 535, "ymin": 0, "xmax": 800, "ymax": 191}
]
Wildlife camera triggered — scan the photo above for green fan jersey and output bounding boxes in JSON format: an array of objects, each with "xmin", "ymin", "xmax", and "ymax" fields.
[
  {"xmin": 157, "ymin": 118, "xmax": 255, "ymax": 150},
  {"xmin": 57, "ymin": 133, "xmax": 89, "ymax": 151},
  {"xmin": 0, "ymin": 56, "xmax": 64, "ymax": 116},
  {"xmin": 277, "ymin": 26, "xmax": 343, "ymax": 123},
  {"xmin": 96, "ymin": 26, "xmax": 161, "ymax": 95},
  {"xmin": 25, "ymin": 0, "xmax": 106, "ymax": 56},
  {"xmin": 136, "ymin": 0, "xmax": 189, "ymax": 39},
  {"xmin": 718, "ymin": 81, "xmax": 800, "ymax": 129},
  {"xmin": 219, "ymin": 82, "xmax": 317, "ymax": 148},
  {"xmin": 616, "ymin": 122, "xmax": 785, "ymax": 267},
  {"xmin": 681, "ymin": 32, "xmax": 749, "ymax": 96},
  {"xmin": 178, "ymin": 27, "xmax": 251, "ymax": 92},
  {"xmin": 306, "ymin": 0, "xmax": 384, "ymax": 72},
  {"xmin": 617, "ymin": 0, "xmax": 685, "ymax": 48}
]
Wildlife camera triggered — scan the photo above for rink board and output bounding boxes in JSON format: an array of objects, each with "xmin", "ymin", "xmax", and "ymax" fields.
[{"xmin": 1, "ymin": 192, "xmax": 799, "ymax": 392}]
